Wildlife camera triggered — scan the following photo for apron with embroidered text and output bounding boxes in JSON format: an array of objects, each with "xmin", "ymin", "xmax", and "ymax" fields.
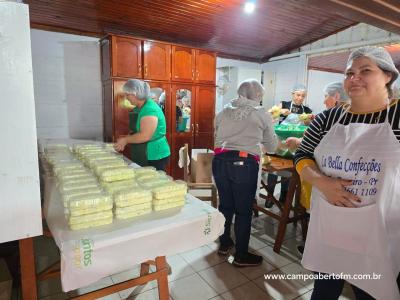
[{"xmin": 302, "ymin": 105, "xmax": 400, "ymax": 299}]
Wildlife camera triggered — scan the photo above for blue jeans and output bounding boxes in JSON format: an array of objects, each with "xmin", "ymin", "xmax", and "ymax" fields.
[
  {"xmin": 311, "ymin": 274, "xmax": 374, "ymax": 300},
  {"xmin": 212, "ymin": 152, "xmax": 259, "ymax": 256},
  {"xmin": 312, "ymin": 272, "xmax": 400, "ymax": 300}
]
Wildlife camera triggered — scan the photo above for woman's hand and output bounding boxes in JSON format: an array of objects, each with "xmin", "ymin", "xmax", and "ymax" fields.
[
  {"xmin": 314, "ymin": 176, "xmax": 360, "ymax": 207},
  {"xmin": 286, "ymin": 137, "xmax": 301, "ymax": 150},
  {"xmin": 281, "ymin": 108, "xmax": 290, "ymax": 116},
  {"xmin": 114, "ymin": 137, "xmax": 128, "ymax": 152}
]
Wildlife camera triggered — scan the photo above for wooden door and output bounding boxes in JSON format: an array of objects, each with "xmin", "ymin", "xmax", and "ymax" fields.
[
  {"xmin": 194, "ymin": 85, "xmax": 215, "ymax": 149},
  {"xmin": 171, "ymin": 84, "xmax": 194, "ymax": 179},
  {"xmin": 111, "ymin": 36, "xmax": 142, "ymax": 78},
  {"xmin": 112, "ymin": 79, "xmax": 133, "ymax": 158},
  {"xmin": 143, "ymin": 41, "xmax": 171, "ymax": 81},
  {"xmin": 171, "ymin": 46, "xmax": 195, "ymax": 82},
  {"xmin": 146, "ymin": 81, "xmax": 172, "ymax": 174},
  {"xmin": 195, "ymin": 50, "xmax": 216, "ymax": 84}
]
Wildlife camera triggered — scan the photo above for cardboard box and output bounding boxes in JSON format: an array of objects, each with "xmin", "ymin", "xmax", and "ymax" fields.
[
  {"xmin": 190, "ymin": 149, "xmax": 214, "ymax": 183},
  {"xmin": 0, "ymin": 259, "xmax": 12, "ymax": 300}
]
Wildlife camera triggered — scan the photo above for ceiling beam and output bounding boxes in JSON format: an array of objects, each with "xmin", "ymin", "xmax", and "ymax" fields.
[
  {"xmin": 329, "ymin": 0, "xmax": 400, "ymax": 28},
  {"xmin": 372, "ymin": 0, "xmax": 400, "ymax": 14}
]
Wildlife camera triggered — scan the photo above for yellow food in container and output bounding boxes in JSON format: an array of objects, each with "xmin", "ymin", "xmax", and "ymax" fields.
[
  {"xmin": 153, "ymin": 195, "xmax": 185, "ymax": 205},
  {"xmin": 153, "ymin": 199, "xmax": 185, "ymax": 211},
  {"xmin": 114, "ymin": 189, "xmax": 152, "ymax": 207},
  {"xmin": 115, "ymin": 208, "xmax": 152, "ymax": 219},
  {"xmin": 68, "ymin": 193, "xmax": 112, "ymax": 210},
  {"xmin": 57, "ymin": 173, "xmax": 95, "ymax": 183},
  {"xmin": 101, "ymin": 179, "xmax": 138, "ymax": 195},
  {"xmin": 68, "ymin": 202, "xmax": 113, "ymax": 217},
  {"xmin": 62, "ymin": 188, "xmax": 103, "ymax": 207},
  {"xmin": 99, "ymin": 167, "xmax": 135, "ymax": 182},
  {"xmin": 69, "ymin": 216, "xmax": 113, "ymax": 230},
  {"xmin": 59, "ymin": 181, "xmax": 99, "ymax": 193},
  {"xmin": 152, "ymin": 181, "xmax": 187, "ymax": 200}
]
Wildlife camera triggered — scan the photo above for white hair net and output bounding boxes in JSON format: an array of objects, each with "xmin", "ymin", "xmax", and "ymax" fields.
[
  {"xmin": 122, "ymin": 79, "xmax": 150, "ymax": 100},
  {"xmin": 292, "ymin": 84, "xmax": 307, "ymax": 93},
  {"xmin": 323, "ymin": 81, "xmax": 349, "ymax": 101},
  {"xmin": 393, "ymin": 80, "xmax": 400, "ymax": 99},
  {"xmin": 346, "ymin": 46, "xmax": 399, "ymax": 88},
  {"xmin": 237, "ymin": 79, "xmax": 265, "ymax": 102}
]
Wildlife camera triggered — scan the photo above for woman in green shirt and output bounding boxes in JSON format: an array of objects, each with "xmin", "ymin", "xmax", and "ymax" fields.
[{"xmin": 114, "ymin": 79, "xmax": 170, "ymax": 170}]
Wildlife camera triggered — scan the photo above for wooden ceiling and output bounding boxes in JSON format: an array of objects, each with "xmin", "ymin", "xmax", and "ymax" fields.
[
  {"xmin": 24, "ymin": 0, "xmax": 400, "ymax": 62},
  {"xmin": 308, "ymin": 44, "xmax": 400, "ymax": 73}
]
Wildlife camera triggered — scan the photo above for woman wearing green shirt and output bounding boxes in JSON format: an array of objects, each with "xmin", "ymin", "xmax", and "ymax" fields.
[{"xmin": 114, "ymin": 79, "xmax": 170, "ymax": 170}]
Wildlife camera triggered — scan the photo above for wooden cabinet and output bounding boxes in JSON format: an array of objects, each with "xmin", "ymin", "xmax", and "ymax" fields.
[
  {"xmin": 110, "ymin": 36, "xmax": 142, "ymax": 79},
  {"xmin": 171, "ymin": 46, "xmax": 195, "ymax": 82},
  {"xmin": 194, "ymin": 85, "xmax": 215, "ymax": 149},
  {"xmin": 171, "ymin": 47, "xmax": 216, "ymax": 84},
  {"xmin": 143, "ymin": 41, "xmax": 171, "ymax": 81},
  {"xmin": 194, "ymin": 50, "xmax": 216, "ymax": 84},
  {"xmin": 103, "ymin": 79, "xmax": 132, "ymax": 158},
  {"xmin": 101, "ymin": 34, "xmax": 216, "ymax": 178},
  {"xmin": 170, "ymin": 84, "xmax": 215, "ymax": 179}
]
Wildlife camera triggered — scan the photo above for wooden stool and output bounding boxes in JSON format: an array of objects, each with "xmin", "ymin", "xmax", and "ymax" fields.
[{"xmin": 254, "ymin": 155, "xmax": 308, "ymax": 253}]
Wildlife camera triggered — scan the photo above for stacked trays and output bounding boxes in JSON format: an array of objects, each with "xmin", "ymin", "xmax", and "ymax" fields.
[
  {"xmin": 43, "ymin": 142, "xmax": 189, "ymax": 230},
  {"xmin": 151, "ymin": 181, "xmax": 187, "ymax": 211}
]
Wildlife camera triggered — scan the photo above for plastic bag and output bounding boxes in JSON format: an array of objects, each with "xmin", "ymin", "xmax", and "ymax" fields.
[{"xmin": 281, "ymin": 113, "xmax": 302, "ymax": 125}]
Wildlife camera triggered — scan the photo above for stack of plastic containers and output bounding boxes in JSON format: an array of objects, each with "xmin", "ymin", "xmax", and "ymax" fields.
[
  {"xmin": 43, "ymin": 142, "xmax": 189, "ymax": 229},
  {"xmin": 151, "ymin": 181, "xmax": 187, "ymax": 211}
]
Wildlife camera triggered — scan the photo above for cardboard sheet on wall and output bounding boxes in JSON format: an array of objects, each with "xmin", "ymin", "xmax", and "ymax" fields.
[{"xmin": 0, "ymin": 2, "xmax": 42, "ymax": 243}]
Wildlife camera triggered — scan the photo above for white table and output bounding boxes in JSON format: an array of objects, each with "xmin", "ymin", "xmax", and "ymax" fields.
[{"xmin": 32, "ymin": 139, "xmax": 225, "ymax": 299}]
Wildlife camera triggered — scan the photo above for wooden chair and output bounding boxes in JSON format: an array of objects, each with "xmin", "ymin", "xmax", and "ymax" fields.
[{"xmin": 181, "ymin": 144, "xmax": 218, "ymax": 208}]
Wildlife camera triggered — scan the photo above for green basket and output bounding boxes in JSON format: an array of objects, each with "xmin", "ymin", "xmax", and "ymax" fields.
[{"xmin": 274, "ymin": 124, "xmax": 308, "ymax": 139}]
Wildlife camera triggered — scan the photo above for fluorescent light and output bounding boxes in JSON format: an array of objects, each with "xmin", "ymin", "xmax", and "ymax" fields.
[{"xmin": 244, "ymin": 2, "xmax": 255, "ymax": 14}]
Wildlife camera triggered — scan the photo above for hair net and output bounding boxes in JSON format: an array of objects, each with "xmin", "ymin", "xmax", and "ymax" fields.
[
  {"xmin": 122, "ymin": 79, "xmax": 150, "ymax": 100},
  {"xmin": 393, "ymin": 80, "xmax": 400, "ymax": 99},
  {"xmin": 346, "ymin": 46, "xmax": 399, "ymax": 88},
  {"xmin": 292, "ymin": 84, "xmax": 307, "ymax": 93},
  {"xmin": 237, "ymin": 79, "xmax": 265, "ymax": 102},
  {"xmin": 323, "ymin": 81, "xmax": 349, "ymax": 101}
]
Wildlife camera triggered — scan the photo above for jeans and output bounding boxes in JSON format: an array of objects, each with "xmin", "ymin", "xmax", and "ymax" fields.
[
  {"xmin": 311, "ymin": 274, "xmax": 377, "ymax": 300},
  {"xmin": 212, "ymin": 152, "xmax": 259, "ymax": 256},
  {"xmin": 148, "ymin": 156, "xmax": 170, "ymax": 171}
]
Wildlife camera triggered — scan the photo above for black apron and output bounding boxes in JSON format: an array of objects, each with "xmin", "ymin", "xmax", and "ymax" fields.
[{"xmin": 129, "ymin": 110, "xmax": 149, "ymax": 167}]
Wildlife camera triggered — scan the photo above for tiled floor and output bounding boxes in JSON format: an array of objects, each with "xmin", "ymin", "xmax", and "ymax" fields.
[{"xmin": 20, "ymin": 192, "xmax": 356, "ymax": 300}]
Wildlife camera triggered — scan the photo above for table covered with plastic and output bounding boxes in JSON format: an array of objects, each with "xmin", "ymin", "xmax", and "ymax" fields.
[{"xmin": 39, "ymin": 139, "xmax": 225, "ymax": 292}]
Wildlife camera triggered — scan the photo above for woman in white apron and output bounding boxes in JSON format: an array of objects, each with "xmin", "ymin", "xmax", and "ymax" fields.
[{"xmin": 294, "ymin": 46, "xmax": 400, "ymax": 299}]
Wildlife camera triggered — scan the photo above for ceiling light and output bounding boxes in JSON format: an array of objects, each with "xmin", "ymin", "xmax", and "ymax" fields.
[{"xmin": 244, "ymin": 1, "xmax": 255, "ymax": 14}]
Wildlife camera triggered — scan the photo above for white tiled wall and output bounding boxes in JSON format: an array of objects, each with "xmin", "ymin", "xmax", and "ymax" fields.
[{"xmin": 31, "ymin": 29, "xmax": 102, "ymax": 140}]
